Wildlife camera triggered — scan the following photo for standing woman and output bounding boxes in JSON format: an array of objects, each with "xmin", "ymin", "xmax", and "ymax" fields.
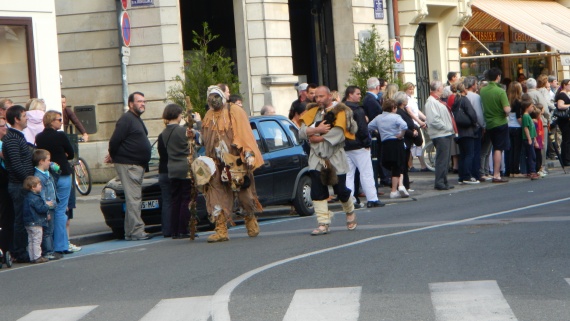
[
  {"xmin": 157, "ymin": 121, "xmax": 172, "ymax": 238},
  {"xmin": 161, "ymin": 104, "xmax": 191, "ymax": 239},
  {"xmin": 35, "ymin": 110, "xmax": 74, "ymax": 255},
  {"xmin": 368, "ymin": 100, "xmax": 409, "ymax": 199},
  {"xmin": 506, "ymin": 81, "xmax": 524, "ymax": 177},
  {"xmin": 394, "ymin": 91, "xmax": 417, "ymax": 192},
  {"xmin": 452, "ymin": 83, "xmax": 480, "ymax": 184},
  {"xmin": 555, "ymin": 79, "xmax": 570, "ymax": 166}
]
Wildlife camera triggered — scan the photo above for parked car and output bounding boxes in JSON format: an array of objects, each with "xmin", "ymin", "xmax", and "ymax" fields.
[{"xmin": 100, "ymin": 115, "xmax": 314, "ymax": 239}]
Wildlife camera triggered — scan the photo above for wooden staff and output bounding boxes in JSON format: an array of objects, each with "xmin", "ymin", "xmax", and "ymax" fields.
[{"xmin": 185, "ymin": 96, "xmax": 199, "ymax": 240}]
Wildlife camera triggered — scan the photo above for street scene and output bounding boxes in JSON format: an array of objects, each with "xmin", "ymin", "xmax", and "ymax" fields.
[
  {"xmin": 1, "ymin": 169, "xmax": 569, "ymax": 321},
  {"xmin": 2, "ymin": 1, "xmax": 570, "ymax": 320}
]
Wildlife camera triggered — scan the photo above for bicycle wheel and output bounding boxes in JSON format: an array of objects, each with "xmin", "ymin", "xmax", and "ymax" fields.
[
  {"xmin": 74, "ymin": 157, "xmax": 92, "ymax": 195},
  {"xmin": 422, "ymin": 142, "xmax": 436, "ymax": 172}
]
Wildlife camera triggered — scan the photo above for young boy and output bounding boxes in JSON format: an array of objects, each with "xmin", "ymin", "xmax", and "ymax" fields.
[
  {"xmin": 521, "ymin": 100, "xmax": 540, "ymax": 180},
  {"xmin": 33, "ymin": 149, "xmax": 59, "ymax": 260},
  {"xmin": 23, "ymin": 176, "xmax": 53, "ymax": 264}
]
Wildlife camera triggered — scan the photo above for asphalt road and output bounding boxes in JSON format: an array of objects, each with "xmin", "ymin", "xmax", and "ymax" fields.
[{"xmin": 1, "ymin": 172, "xmax": 569, "ymax": 321}]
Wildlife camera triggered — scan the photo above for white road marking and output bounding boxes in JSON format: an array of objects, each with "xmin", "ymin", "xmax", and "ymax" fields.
[
  {"xmin": 566, "ymin": 278, "xmax": 570, "ymax": 286},
  {"xmin": 17, "ymin": 305, "xmax": 98, "ymax": 321},
  {"xmin": 282, "ymin": 287, "xmax": 361, "ymax": 321},
  {"xmin": 139, "ymin": 296, "xmax": 212, "ymax": 321},
  {"xmin": 429, "ymin": 280, "xmax": 517, "ymax": 321},
  {"xmin": 211, "ymin": 197, "xmax": 570, "ymax": 321}
]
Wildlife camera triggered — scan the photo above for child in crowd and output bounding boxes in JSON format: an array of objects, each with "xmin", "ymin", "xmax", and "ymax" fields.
[
  {"xmin": 521, "ymin": 100, "xmax": 540, "ymax": 180},
  {"xmin": 23, "ymin": 176, "xmax": 54, "ymax": 264},
  {"xmin": 532, "ymin": 104, "xmax": 545, "ymax": 177},
  {"xmin": 33, "ymin": 149, "xmax": 59, "ymax": 260}
]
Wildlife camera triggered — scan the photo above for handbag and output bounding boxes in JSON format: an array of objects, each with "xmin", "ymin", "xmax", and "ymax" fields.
[
  {"xmin": 412, "ymin": 126, "xmax": 424, "ymax": 147},
  {"xmin": 452, "ymin": 97, "xmax": 473, "ymax": 127},
  {"xmin": 553, "ymin": 108, "xmax": 570, "ymax": 120}
]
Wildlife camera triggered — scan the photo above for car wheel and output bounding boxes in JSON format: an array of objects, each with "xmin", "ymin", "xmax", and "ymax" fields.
[
  {"xmin": 112, "ymin": 227, "xmax": 125, "ymax": 240},
  {"xmin": 292, "ymin": 175, "xmax": 314, "ymax": 216}
]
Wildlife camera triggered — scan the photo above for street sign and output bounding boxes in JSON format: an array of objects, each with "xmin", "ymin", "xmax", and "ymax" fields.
[
  {"xmin": 131, "ymin": 0, "xmax": 153, "ymax": 6},
  {"xmin": 121, "ymin": 46, "xmax": 130, "ymax": 57},
  {"xmin": 121, "ymin": 11, "xmax": 131, "ymax": 47},
  {"xmin": 121, "ymin": 0, "xmax": 128, "ymax": 10},
  {"xmin": 561, "ymin": 55, "xmax": 570, "ymax": 66},
  {"xmin": 122, "ymin": 56, "xmax": 130, "ymax": 65},
  {"xmin": 393, "ymin": 41, "xmax": 402, "ymax": 63},
  {"xmin": 374, "ymin": 0, "xmax": 384, "ymax": 19},
  {"xmin": 393, "ymin": 63, "xmax": 404, "ymax": 72}
]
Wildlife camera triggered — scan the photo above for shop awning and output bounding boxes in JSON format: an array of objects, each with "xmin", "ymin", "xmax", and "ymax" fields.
[{"xmin": 472, "ymin": 0, "xmax": 570, "ymax": 53}]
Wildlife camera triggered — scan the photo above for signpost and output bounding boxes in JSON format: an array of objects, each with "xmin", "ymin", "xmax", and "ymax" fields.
[
  {"xmin": 393, "ymin": 41, "xmax": 402, "ymax": 63},
  {"xmin": 121, "ymin": 11, "xmax": 131, "ymax": 47}
]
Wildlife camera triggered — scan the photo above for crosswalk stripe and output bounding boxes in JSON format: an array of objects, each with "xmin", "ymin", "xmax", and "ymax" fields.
[
  {"xmin": 282, "ymin": 286, "xmax": 361, "ymax": 321},
  {"xmin": 566, "ymin": 278, "xmax": 570, "ymax": 286},
  {"xmin": 138, "ymin": 296, "xmax": 212, "ymax": 321},
  {"xmin": 17, "ymin": 305, "xmax": 98, "ymax": 321},
  {"xmin": 430, "ymin": 280, "xmax": 517, "ymax": 321}
]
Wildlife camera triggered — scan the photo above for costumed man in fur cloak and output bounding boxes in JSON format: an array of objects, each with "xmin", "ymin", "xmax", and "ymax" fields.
[
  {"xmin": 299, "ymin": 86, "xmax": 359, "ymax": 235},
  {"xmin": 197, "ymin": 86, "xmax": 264, "ymax": 243}
]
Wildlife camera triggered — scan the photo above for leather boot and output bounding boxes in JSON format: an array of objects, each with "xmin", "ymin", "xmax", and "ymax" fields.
[
  {"xmin": 207, "ymin": 214, "xmax": 229, "ymax": 243},
  {"xmin": 244, "ymin": 214, "xmax": 260, "ymax": 237}
]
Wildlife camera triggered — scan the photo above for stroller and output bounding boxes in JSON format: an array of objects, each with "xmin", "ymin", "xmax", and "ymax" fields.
[{"xmin": 0, "ymin": 228, "xmax": 12, "ymax": 268}]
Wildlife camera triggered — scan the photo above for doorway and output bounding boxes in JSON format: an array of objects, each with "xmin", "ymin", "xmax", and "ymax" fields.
[
  {"xmin": 288, "ymin": 0, "xmax": 337, "ymax": 89},
  {"xmin": 414, "ymin": 24, "xmax": 429, "ymax": 111}
]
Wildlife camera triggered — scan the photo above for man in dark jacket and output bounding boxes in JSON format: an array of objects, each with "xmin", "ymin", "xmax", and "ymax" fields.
[
  {"xmin": 107, "ymin": 92, "xmax": 152, "ymax": 241},
  {"xmin": 2, "ymin": 105, "xmax": 34, "ymax": 262},
  {"xmin": 343, "ymin": 86, "xmax": 384, "ymax": 208}
]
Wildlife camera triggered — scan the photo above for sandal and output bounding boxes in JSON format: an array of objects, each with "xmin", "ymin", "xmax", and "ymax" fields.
[
  {"xmin": 311, "ymin": 224, "xmax": 329, "ymax": 236},
  {"xmin": 346, "ymin": 212, "xmax": 357, "ymax": 231}
]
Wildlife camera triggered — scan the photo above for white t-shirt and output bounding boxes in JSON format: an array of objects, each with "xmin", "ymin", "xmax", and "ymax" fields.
[{"xmin": 405, "ymin": 94, "xmax": 420, "ymax": 126}]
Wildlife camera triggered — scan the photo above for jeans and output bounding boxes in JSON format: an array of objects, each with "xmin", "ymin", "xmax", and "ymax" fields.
[
  {"xmin": 158, "ymin": 173, "xmax": 171, "ymax": 236},
  {"xmin": 42, "ymin": 210, "xmax": 54, "ymax": 255},
  {"xmin": 472, "ymin": 128, "xmax": 482, "ymax": 180},
  {"xmin": 522, "ymin": 139, "xmax": 537, "ymax": 174},
  {"xmin": 8, "ymin": 182, "xmax": 28, "ymax": 261},
  {"xmin": 54, "ymin": 175, "xmax": 71, "ymax": 252},
  {"xmin": 506, "ymin": 127, "xmax": 522, "ymax": 175},
  {"xmin": 432, "ymin": 135, "xmax": 452, "ymax": 188},
  {"xmin": 458, "ymin": 137, "xmax": 475, "ymax": 181},
  {"xmin": 480, "ymin": 131, "xmax": 492, "ymax": 177}
]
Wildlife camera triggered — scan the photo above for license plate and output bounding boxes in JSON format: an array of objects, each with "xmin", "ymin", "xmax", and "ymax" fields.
[
  {"xmin": 122, "ymin": 200, "xmax": 160, "ymax": 211},
  {"xmin": 141, "ymin": 200, "xmax": 159, "ymax": 210}
]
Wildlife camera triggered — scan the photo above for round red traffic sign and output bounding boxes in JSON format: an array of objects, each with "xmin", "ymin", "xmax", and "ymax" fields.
[
  {"xmin": 393, "ymin": 41, "xmax": 402, "ymax": 63},
  {"xmin": 121, "ymin": 0, "xmax": 128, "ymax": 10},
  {"xmin": 121, "ymin": 11, "xmax": 131, "ymax": 47}
]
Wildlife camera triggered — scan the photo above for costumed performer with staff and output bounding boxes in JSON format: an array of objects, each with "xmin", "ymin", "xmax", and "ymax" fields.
[{"xmin": 194, "ymin": 85, "xmax": 264, "ymax": 243}]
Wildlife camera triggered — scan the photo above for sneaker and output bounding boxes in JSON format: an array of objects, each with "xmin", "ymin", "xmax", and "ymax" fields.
[
  {"xmin": 398, "ymin": 186, "xmax": 409, "ymax": 198},
  {"xmin": 463, "ymin": 178, "xmax": 480, "ymax": 185},
  {"xmin": 49, "ymin": 252, "xmax": 63, "ymax": 260},
  {"xmin": 390, "ymin": 191, "xmax": 401, "ymax": 199},
  {"xmin": 420, "ymin": 168, "xmax": 431, "ymax": 172},
  {"xmin": 458, "ymin": 180, "xmax": 464, "ymax": 185},
  {"xmin": 126, "ymin": 234, "xmax": 152, "ymax": 241},
  {"xmin": 408, "ymin": 167, "xmax": 420, "ymax": 172},
  {"xmin": 68, "ymin": 243, "xmax": 82, "ymax": 252},
  {"xmin": 537, "ymin": 171, "xmax": 546, "ymax": 177},
  {"xmin": 32, "ymin": 257, "xmax": 49, "ymax": 264},
  {"xmin": 366, "ymin": 201, "xmax": 385, "ymax": 208},
  {"xmin": 354, "ymin": 202, "xmax": 364, "ymax": 209}
]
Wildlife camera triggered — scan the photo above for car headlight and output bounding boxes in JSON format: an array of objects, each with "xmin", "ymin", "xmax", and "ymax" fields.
[{"xmin": 101, "ymin": 187, "xmax": 117, "ymax": 200}]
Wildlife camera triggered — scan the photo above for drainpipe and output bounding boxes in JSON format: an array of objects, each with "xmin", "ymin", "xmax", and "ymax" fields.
[
  {"xmin": 386, "ymin": 0, "xmax": 396, "ymax": 42},
  {"xmin": 392, "ymin": 0, "xmax": 400, "ymax": 40},
  {"xmin": 116, "ymin": 0, "xmax": 129, "ymax": 112}
]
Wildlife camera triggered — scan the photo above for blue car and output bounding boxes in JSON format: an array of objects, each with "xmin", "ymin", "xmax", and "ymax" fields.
[{"xmin": 100, "ymin": 115, "xmax": 314, "ymax": 238}]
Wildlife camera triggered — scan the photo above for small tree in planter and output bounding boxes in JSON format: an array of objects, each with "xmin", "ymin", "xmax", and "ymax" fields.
[
  {"xmin": 347, "ymin": 26, "xmax": 400, "ymax": 91},
  {"xmin": 166, "ymin": 23, "xmax": 240, "ymax": 116}
]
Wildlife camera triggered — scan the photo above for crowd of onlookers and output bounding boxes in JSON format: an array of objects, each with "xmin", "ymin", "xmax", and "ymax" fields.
[
  {"xmin": 1, "ymin": 96, "xmax": 86, "ymax": 264},
  {"xmin": 287, "ymin": 69, "xmax": 567, "ymax": 204}
]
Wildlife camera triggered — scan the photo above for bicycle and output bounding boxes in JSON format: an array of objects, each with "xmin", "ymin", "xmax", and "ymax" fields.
[{"xmin": 71, "ymin": 157, "xmax": 92, "ymax": 195}]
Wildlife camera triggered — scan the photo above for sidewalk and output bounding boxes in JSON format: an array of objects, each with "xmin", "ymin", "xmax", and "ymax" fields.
[{"xmin": 70, "ymin": 160, "xmax": 566, "ymax": 246}]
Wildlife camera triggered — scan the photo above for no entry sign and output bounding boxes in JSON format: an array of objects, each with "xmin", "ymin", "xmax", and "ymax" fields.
[
  {"xmin": 393, "ymin": 41, "xmax": 402, "ymax": 63},
  {"xmin": 121, "ymin": 11, "xmax": 131, "ymax": 47}
]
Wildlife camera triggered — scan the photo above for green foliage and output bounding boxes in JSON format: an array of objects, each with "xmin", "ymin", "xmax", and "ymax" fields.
[
  {"xmin": 347, "ymin": 26, "xmax": 397, "ymax": 91},
  {"xmin": 166, "ymin": 23, "xmax": 240, "ymax": 117}
]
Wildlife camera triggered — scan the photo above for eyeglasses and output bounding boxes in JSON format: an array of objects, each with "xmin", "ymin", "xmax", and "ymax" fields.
[{"xmin": 54, "ymin": 118, "xmax": 63, "ymax": 122}]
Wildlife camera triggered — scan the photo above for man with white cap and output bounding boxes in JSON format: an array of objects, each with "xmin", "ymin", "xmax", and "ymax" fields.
[{"xmin": 198, "ymin": 85, "xmax": 264, "ymax": 243}]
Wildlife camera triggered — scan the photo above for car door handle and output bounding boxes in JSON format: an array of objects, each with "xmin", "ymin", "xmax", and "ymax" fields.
[
  {"xmin": 263, "ymin": 161, "xmax": 270, "ymax": 167},
  {"xmin": 292, "ymin": 156, "xmax": 299, "ymax": 163}
]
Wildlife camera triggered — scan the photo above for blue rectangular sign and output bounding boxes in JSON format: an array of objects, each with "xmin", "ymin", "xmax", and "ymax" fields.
[
  {"xmin": 374, "ymin": 0, "xmax": 384, "ymax": 20},
  {"xmin": 131, "ymin": 0, "xmax": 153, "ymax": 6}
]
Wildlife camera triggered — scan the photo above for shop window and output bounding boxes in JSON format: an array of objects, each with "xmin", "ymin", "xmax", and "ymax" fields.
[{"xmin": 0, "ymin": 17, "xmax": 37, "ymax": 104}]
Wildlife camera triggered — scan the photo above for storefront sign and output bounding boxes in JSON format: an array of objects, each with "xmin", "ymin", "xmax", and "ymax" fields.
[
  {"xmin": 461, "ymin": 31, "xmax": 504, "ymax": 42},
  {"xmin": 131, "ymin": 0, "xmax": 153, "ymax": 6},
  {"xmin": 560, "ymin": 55, "xmax": 570, "ymax": 66},
  {"xmin": 511, "ymin": 31, "xmax": 539, "ymax": 43},
  {"xmin": 374, "ymin": 0, "xmax": 384, "ymax": 20}
]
